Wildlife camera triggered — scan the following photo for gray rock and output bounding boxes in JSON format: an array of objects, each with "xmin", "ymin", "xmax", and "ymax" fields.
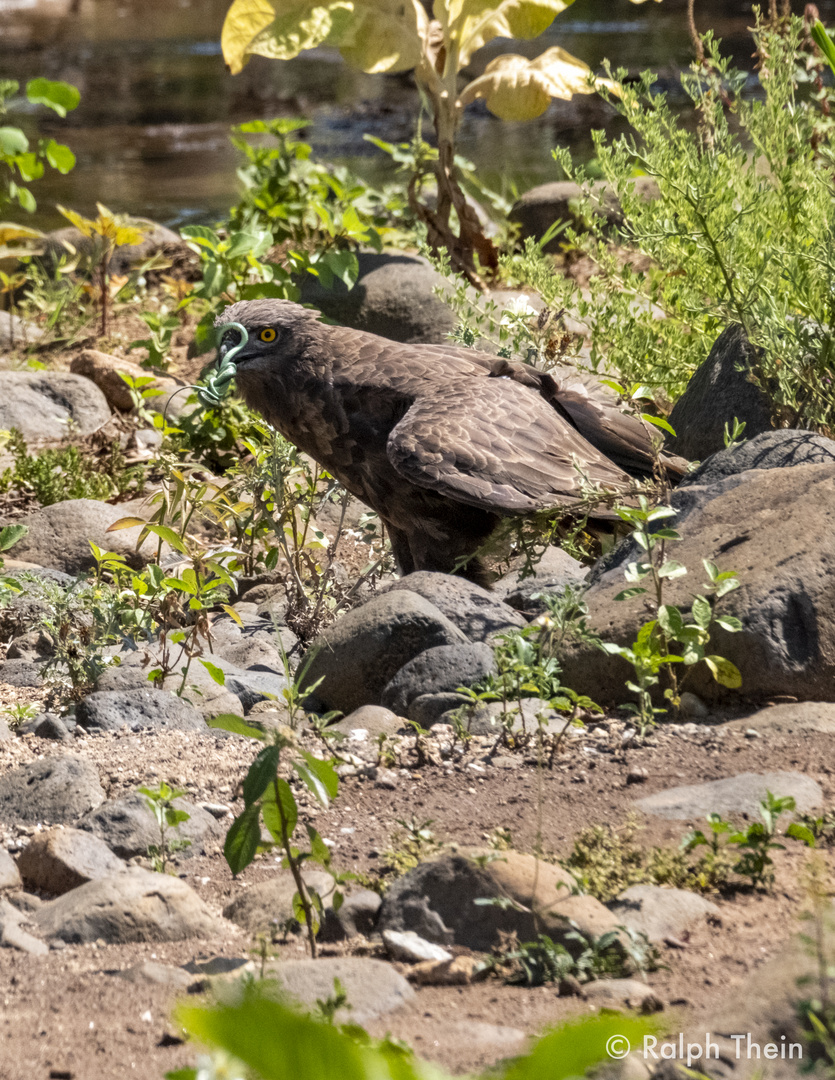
[
  {"xmin": 328, "ymin": 705, "xmax": 405, "ymax": 738},
  {"xmin": 582, "ymin": 978, "xmax": 662, "ymax": 1012},
  {"xmin": 0, "ymin": 371, "xmax": 111, "ymax": 441},
  {"xmin": 0, "ymin": 570, "xmax": 71, "ymax": 641},
  {"xmin": 0, "ymin": 309, "xmax": 43, "ymax": 349},
  {"xmin": 452, "ymin": 697, "xmax": 575, "ymax": 737},
  {"xmin": 29, "ymin": 714, "xmax": 72, "ymax": 741},
  {"xmin": 668, "ymin": 925, "xmax": 827, "ymax": 1080},
  {"xmin": 96, "ymin": 648, "xmax": 245, "ymax": 719},
  {"xmin": 635, "ymin": 772, "xmax": 822, "ymax": 821},
  {"xmin": 264, "ymin": 957, "xmax": 414, "ymax": 1024},
  {"xmin": 6, "ymin": 628, "xmax": 54, "ymax": 661},
  {"xmin": 0, "ymin": 850, "xmax": 21, "ymax": 890},
  {"xmin": 1, "ymin": 911, "xmax": 48, "ymax": 956},
  {"xmin": 724, "ymin": 702, "xmax": 835, "ymax": 735},
  {"xmin": 385, "ymin": 572, "xmax": 527, "ymax": 641},
  {"xmin": 381, "ymin": 643, "xmax": 496, "ymax": 717},
  {"xmin": 377, "ymin": 850, "xmax": 618, "ymax": 952},
  {"xmin": 300, "ymin": 591, "xmax": 468, "ymax": 714},
  {"xmin": 0, "ymin": 755, "xmax": 105, "ymax": 825},
  {"xmin": 509, "ymin": 178, "xmax": 659, "ymax": 252},
  {"xmin": 0, "ymin": 718, "xmax": 11, "ymax": 741},
  {"xmin": 116, "ymin": 961, "xmax": 194, "ymax": 989},
  {"xmin": 382, "ymin": 928, "xmax": 452, "ymax": 963},
  {"xmin": 0, "ymin": 659, "xmax": 43, "ymax": 687},
  {"xmin": 300, "ymin": 251, "xmax": 456, "ymax": 344},
  {"xmin": 608, "ymin": 884, "xmax": 720, "ymax": 943},
  {"xmin": 493, "ymin": 546, "xmax": 586, "ymax": 614},
  {"xmin": 8, "ymin": 499, "xmax": 164, "ymax": 574},
  {"xmin": 680, "ymin": 429, "xmax": 835, "ymax": 488},
  {"xmin": 564, "ymin": 463, "xmax": 835, "ymax": 704},
  {"xmin": 410, "ymin": 692, "xmax": 471, "ymax": 728},
  {"xmin": 77, "ymin": 792, "xmax": 221, "ymax": 860},
  {"xmin": 76, "ymin": 688, "xmax": 207, "ymax": 732},
  {"xmin": 33, "ymin": 866, "xmax": 224, "ymax": 944},
  {"xmin": 222, "ymin": 869, "xmax": 335, "ymax": 935},
  {"xmin": 16, "ymin": 826, "xmax": 125, "ymax": 895},
  {"xmin": 323, "ymin": 888, "xmax": 382, "ymax": 939},
  {"xmin": 667, "ymin": 325, "xmax": 774, "ymax": 462}
]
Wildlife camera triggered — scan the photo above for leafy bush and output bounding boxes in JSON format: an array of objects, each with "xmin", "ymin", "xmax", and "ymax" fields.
[
  {"xmin": 219, "ymin": 0, "xmax": 653, "ymax": 284},
  {"xmin": 0, "ymin": 430, "xmax": 145, "ymax": 508},
  {"xmin": 506, "ymin": 16, "xmax": 835, "ymax": 430}
]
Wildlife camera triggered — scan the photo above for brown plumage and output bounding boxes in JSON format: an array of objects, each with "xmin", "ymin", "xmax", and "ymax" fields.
[{"xmin": 213, "ymin": 299, "xmax": 679, "ymax": 583}]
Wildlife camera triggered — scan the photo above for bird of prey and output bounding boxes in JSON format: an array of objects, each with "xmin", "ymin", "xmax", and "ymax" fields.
[{"xmin": 213, "ymin": 299, "xmax": 684, "ymax": 584}]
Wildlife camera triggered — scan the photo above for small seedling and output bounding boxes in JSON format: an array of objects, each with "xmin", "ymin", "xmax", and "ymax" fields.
[{"xmin": 139, "ymin": 781, "xmax": 192, "ymax": 873}]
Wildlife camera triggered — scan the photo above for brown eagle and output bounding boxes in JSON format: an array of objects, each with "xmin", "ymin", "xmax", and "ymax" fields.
[{"xmin": 214, "ymin": 299, "xmax": 685, "ymax": 583}]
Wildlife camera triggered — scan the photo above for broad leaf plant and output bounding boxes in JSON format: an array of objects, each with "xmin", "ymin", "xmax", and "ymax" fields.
[{"xmin": 220, "ymin": 0, "xmax": 658, "ymax": 285}]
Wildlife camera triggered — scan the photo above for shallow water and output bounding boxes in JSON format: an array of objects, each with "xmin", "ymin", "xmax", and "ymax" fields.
[{"xmin": 2, "ymin": 0, "xmax": 834, "ymax": 229}]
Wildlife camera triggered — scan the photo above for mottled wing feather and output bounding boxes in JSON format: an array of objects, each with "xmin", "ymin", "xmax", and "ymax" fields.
[{"xmin": 386, "ymin": 378, "xmax": 631, "ymax": 515}]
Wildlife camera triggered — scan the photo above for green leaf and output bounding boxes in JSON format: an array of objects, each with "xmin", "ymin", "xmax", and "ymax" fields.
[
  {"xmin": 207, "ymin": 713, "xmax": 265, "ymax": 740},
  {"xmin": 657, "ymin": 560, "xmax": 687, "ymax": 579},
  {"xmin": 639, "ymin": 413, "xmax": 676, "ymax": 436},
  {"xmin": 613, "ymin": 586, "xmax": 647, "ymax": 602},
  {"xmin": 812, "ymin": 21, "xmax": 835, "ymax": 77},
  {"xmin": 26, "ymin": 78, "xmax": 80, "ymax": 117},
  {"xmin": 294, "ymin": 752, "xmax": 338, "ymax": 807},
  {"xmin": 0, "ymin": 127, "xmax": 28, "ymax": 157},
  {"xmin": 657, "ymin": 604, "xmax": 684, "ymax": 638},
  {"xmin": 0, "ymin": 524, "xmax": 27, "ymax": 553},
  {"xmin": 786, "ymin": 822, "xmax": 816, "ymax": 847},
  {"xmin": 142, "ymin": 523, "xmax": 189, "ymax": 554},
  {"xmin": 200, "ymin": 659, "xmax": 226, "ymax": 686},
  {"xmin": 262, "ymin": 777, "xmax": 298, "ymax": 841},
  {"xmin": 704, "ymin": 655, "xmax": 742, "ymax": 689},
  {"xmin": 691, "ymin": 595, "xmax": 712, "ymax": 630},
  {"xmin": 44, "ymin": 139, "xmax": 76, "ymax": 173},
  {"xmin": 319, "ymin": 248, "xmax": 359, "ymax": 289},
  {"xmin": 715, "ymin": 615, "xmax": 743, "ymax": 633},
  {"xmin": 306, "ymin": 824, "xmax": 332, "ymax": 867},
  {"xmin": 243, "ymin": 744, "xmax": 282, "ymax": 807},
  {"xmin": 224, "ymin": 803, "xmax": 262, "ymax": 876}
]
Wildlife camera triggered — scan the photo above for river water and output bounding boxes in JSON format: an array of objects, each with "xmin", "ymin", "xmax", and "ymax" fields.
[{"xmin": 2, "ymin": 0, "xmax": 834, "ymax": 229}]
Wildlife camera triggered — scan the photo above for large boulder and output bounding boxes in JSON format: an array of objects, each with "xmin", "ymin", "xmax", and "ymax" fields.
[
  {"xmin": 377, "ymin": 850, "xmax": 622, "ymax": 952},
  {"xmin": 380, "ymin": 642, "xmax": 496, "ymax": 717},
  {"xmin": 77, "ymin": 792, "xmax": 221, "ymax": 860},
  {"xmin": 562, "ymin": 463, "xmax": 835, "ymax": 705},
  {"xmin": 76, "ymin": 688, "xmax": 208, "ymax": 732},
  {"xmin": 0, "ymin": 755, "xmax": 105, "ymax": 825},
  {"xmin": 667, "ymin": 325, "xmax": 774, "ymax": 462},
  {"xmin": 0, "ymin": 371, "xmax": 111, "ymax": 441},
  {"xmin": 69, "ymin": 349, "xmax": 190, "ymax": 418},
  {"xmin": 299, "ymin": 251, "xmax": 456, "ymax": 344},
  {"xmin": 32, "ymin": 866, "xmax": 224, "ymax": 944},
  {"xmin": 509, "ymin": 178, "xmax": 658, "ymax": 252},
  {"xmin": 384, "ymin": 571, "xmax": 527, "ymax": 641},
  {"xmin": 300, "ymin": 591, "xmax": 468, "ymax": 714},
  {"xmin": 6, "ymin": 499, "xmax": 163, "ymax": 574},
  {"xmin": 680, "ymin": 429, "xmax": 835, "ymax": 489},
  {"xmin": 16, "ymin": 826, "xmax": 125, "ymax": 895}
]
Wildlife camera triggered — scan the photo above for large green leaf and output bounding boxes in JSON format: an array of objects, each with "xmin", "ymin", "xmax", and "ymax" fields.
[
  {"xmin": 242, "ymin": 743, "xmax": 282, "ymax": 807},
  {"xmin": 338, "ymin": 0, "xmax": 425, "ymax": 73},
  {"xmin": 25, "ymin": 78, "xmax": 80, "ymax": 117},
  {"xmin": 224, "ymin": 803, "xmax": 262, "ymax": 876},
  {"xmin": 441, "ymin": 0, "xmax": 576, "ymax": 68},
  {"xmin": 0, "ymin": 127, "xmax": 28, "ymax": 157},
  {"xmin": 460, "ymin": 46, "xmax": 606, "ymax": 119},
  {"xmin": 222, "ymin": 0, "xmax": 354, "ymax": 74},
  {"xmin": 262, "ymin": 777, "xmax": 298, "ymax": 841}
]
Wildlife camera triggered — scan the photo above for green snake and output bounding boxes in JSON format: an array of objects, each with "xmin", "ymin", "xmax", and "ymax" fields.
[{"xmin": 162, "ymin": 320, "xmax": 247, "ymax": 422}]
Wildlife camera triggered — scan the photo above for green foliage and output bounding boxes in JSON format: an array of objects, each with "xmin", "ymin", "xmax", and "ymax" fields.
[
  {"xmin": 219, "ymin": 0, "xmax": 651, "ymax": 283},
  {"xmin": 507, "ymin": 17, "xmax": 835, "ymax": 431},
  {"xmin": 497, "ymin": 922, "xmax": 657, "ymax": 987},
  {"xmin": 0, "ymin": 78, "xmax": 78, "ymax": 215},
  {"xmin": 383, "ymin": 817, "xmax": 444, "ymax": 877},
  {"xmin": 210, "ymin": 714, "xmax": 349, "ymax": 957},
  {"xmin": 0, "ymin": 429, "xmax": 145, "ymax": 508},
  {"xmin": 139, "ymin": 781, "xmax": 192, "ymax": 873},
  {"xmin": 171, "ymin": 979, "xmax": 655, "ymax": 1080},
  {"xmin": 0, "ymin": 702, "xmax": 38, "ymax": 730},
  {"xmin": 685, "ymin": 791, "xmax": 805, "ymax": 892},
  {"xmin": 229, "ymin": 118, "xmax": 393, "ymax": 260},
  {"xmin": 128, "ymin": 310, "xmax": 181, "ymax": 369},
  {"xmin": 599, "ymin": 494, "xmax": 742, "ymax": 733}
]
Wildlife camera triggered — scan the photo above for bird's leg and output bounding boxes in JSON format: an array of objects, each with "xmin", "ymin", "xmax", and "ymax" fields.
[{"xmin": 385, "ymin": 523, "xmax": 416, "ymax": 577}]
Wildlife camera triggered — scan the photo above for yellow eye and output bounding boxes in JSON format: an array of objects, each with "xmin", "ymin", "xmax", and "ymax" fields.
[{"xmin": 260, "ymin": 328, "xmax": 277, "ymax": 342}]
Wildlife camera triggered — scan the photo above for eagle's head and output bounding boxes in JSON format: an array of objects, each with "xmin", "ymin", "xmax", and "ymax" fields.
[{"xmin": 213, "ymin": 299, "xmax": 322, "ymax": 375}]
